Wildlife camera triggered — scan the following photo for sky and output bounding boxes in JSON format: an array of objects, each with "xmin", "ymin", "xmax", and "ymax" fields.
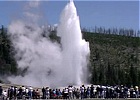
[{"xmin": 0, "ymin": 0, "xmax": 139, "ymax": 31}]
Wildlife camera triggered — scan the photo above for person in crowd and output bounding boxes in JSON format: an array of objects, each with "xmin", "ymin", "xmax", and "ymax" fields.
[
  {"xmin": 46, "ymin": 87, "xmax": 50, "ymax": 99},
  {"xmin": 9, "ymin": 86, "xmax": 14, "ymax": 99},
  {"xmin": 36, "ymin": 89, "xmax": 41, "ymax": 99},
  {"xmin": 86, "ymin": 86, "xmax": 90, "ymax": 98},
  {"xmin": 22, "ymin": 86, "xmax": 26, "ymax": 96},
  {"xmin": 28, "ymin": 86, "xmax": 33, "ymax": 99},
  {"xmin": 13, "ymin": 86, "xmax": 17, "ymax": 99},
  {"xmin": 32, "ymin": 89, "xmax": 36, "ymax": 99},
  {"xmin": 56, "ymin": 89, "xmax": 59, "ymax": 98},
  {"xmin": 49, "ymin": 89, "xmax": 53, "ymax": 99},
  {"xmin": 42, "ymin": 87, "xmax": 46, "ymax": 99},
  {"xmin": 3, "ymin": 90, "xmax": 7, "ymax": 100},
  {"xmin": 53, "ymin": 89, "xmax": 57, "ymax": 99},
  {"xmin": 72, "ymin": 87, "xmax": 76, "ymax": 99},
  {"xmin": 130, "ymin": 86, "xmax": 134, "ymax": 98},
  {"xmin": 68, "ymin": 85, "xmax": 73, "ymax": 99},
  {"xmin": 58, "ymin": 89, "xmax": 62, "ymax": 99},
  {"xmin": 90, "ymin": 84, "xmax": 94, "ymax": 98},
  {"xmin": 0, "ymin": 86, "xmax": 3, "ymax": 96},
  {"xmin": 80, "ymin": 85, "xmax": 85, "ymax": 99},
  {"xmin": 17, "ymin": 86, "xmax": 23, "ymax": 99},
  {"xmin": 0, "ymin": 86, "xmax": 3, "ymax": 99},
  {"xmin": 64, "ymin": 88, "xmax": 69, "ymax": 99},
  {"xmin": 75, "ymin": 88, "xmax": 80, "ymax": 99},
  {"xmin": 135, "ymin": 86, "xmax": 139, "ymax": 98}
]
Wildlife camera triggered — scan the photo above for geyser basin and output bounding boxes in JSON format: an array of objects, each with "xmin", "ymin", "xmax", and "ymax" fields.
[{"xmin": 8, "ymin": 1, "xmax": 90, "ymax": 88}]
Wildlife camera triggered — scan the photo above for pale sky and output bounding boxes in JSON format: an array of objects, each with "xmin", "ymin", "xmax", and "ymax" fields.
[{"xmin": 0, "ymin": 0, "xmax": 139, "ymax": 30}]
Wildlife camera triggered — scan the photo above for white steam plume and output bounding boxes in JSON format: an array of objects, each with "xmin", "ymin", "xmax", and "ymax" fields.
[{"xmin": 8, "ymin": 1, "xmax": 90, "ymax": 88}]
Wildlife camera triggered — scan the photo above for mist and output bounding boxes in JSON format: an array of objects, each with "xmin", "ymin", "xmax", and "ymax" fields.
[{"xmin": 8, "ymin": 1, "xmax": 90, "ymax": 88}]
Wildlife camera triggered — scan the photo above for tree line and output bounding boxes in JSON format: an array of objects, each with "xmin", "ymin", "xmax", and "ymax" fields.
[{"xmin": 82, "ymin": 26, "xmax": 140, "ymax": 37}]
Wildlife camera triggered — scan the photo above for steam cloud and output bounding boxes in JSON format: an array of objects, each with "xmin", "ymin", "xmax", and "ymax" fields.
[{"xmin": 8, "ymin": 1, "xmax": 90, "ymax": 88}]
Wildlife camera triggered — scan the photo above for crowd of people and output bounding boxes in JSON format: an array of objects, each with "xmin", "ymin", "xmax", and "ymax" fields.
[{"xmin": 0, "ymin": 84, "xmax": 140, "ymax": 99}]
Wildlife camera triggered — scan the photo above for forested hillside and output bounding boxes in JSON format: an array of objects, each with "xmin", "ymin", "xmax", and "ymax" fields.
[
  {"xmin": 83, "ymin": 32, "xmax": 140, "ymax": 86},
  {"xmin": 0, "ymin": 25, "xmax": 140, "ymax": 86}
]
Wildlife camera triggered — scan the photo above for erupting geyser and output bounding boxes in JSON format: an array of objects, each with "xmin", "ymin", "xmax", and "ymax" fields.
[
  {"xmin": 57, "ymin": 1, "xmax": 90, "ymax": 85},
  {"xmin": 8, "ymin": 0, "xmax": 90, "ymax": 87}
]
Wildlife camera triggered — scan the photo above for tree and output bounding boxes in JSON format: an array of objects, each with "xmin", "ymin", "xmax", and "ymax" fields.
[{"xmin": 0, "ymin": 25, "xmax": 18, "ymax": 76}]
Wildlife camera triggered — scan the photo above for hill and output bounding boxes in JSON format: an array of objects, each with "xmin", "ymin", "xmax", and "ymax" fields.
[{"xmin": 83, "ymin": 32, "xmax": 140, "ymax": 86}]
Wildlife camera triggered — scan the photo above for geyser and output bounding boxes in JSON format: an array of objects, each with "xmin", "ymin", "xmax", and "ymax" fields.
[
  {"xmin": 57, "ymin": 1, "xmax": 90, "ymax": 85},
  {"xmin": 8, "ymin": 1, "xmax": 90, "ymax": 87}
]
